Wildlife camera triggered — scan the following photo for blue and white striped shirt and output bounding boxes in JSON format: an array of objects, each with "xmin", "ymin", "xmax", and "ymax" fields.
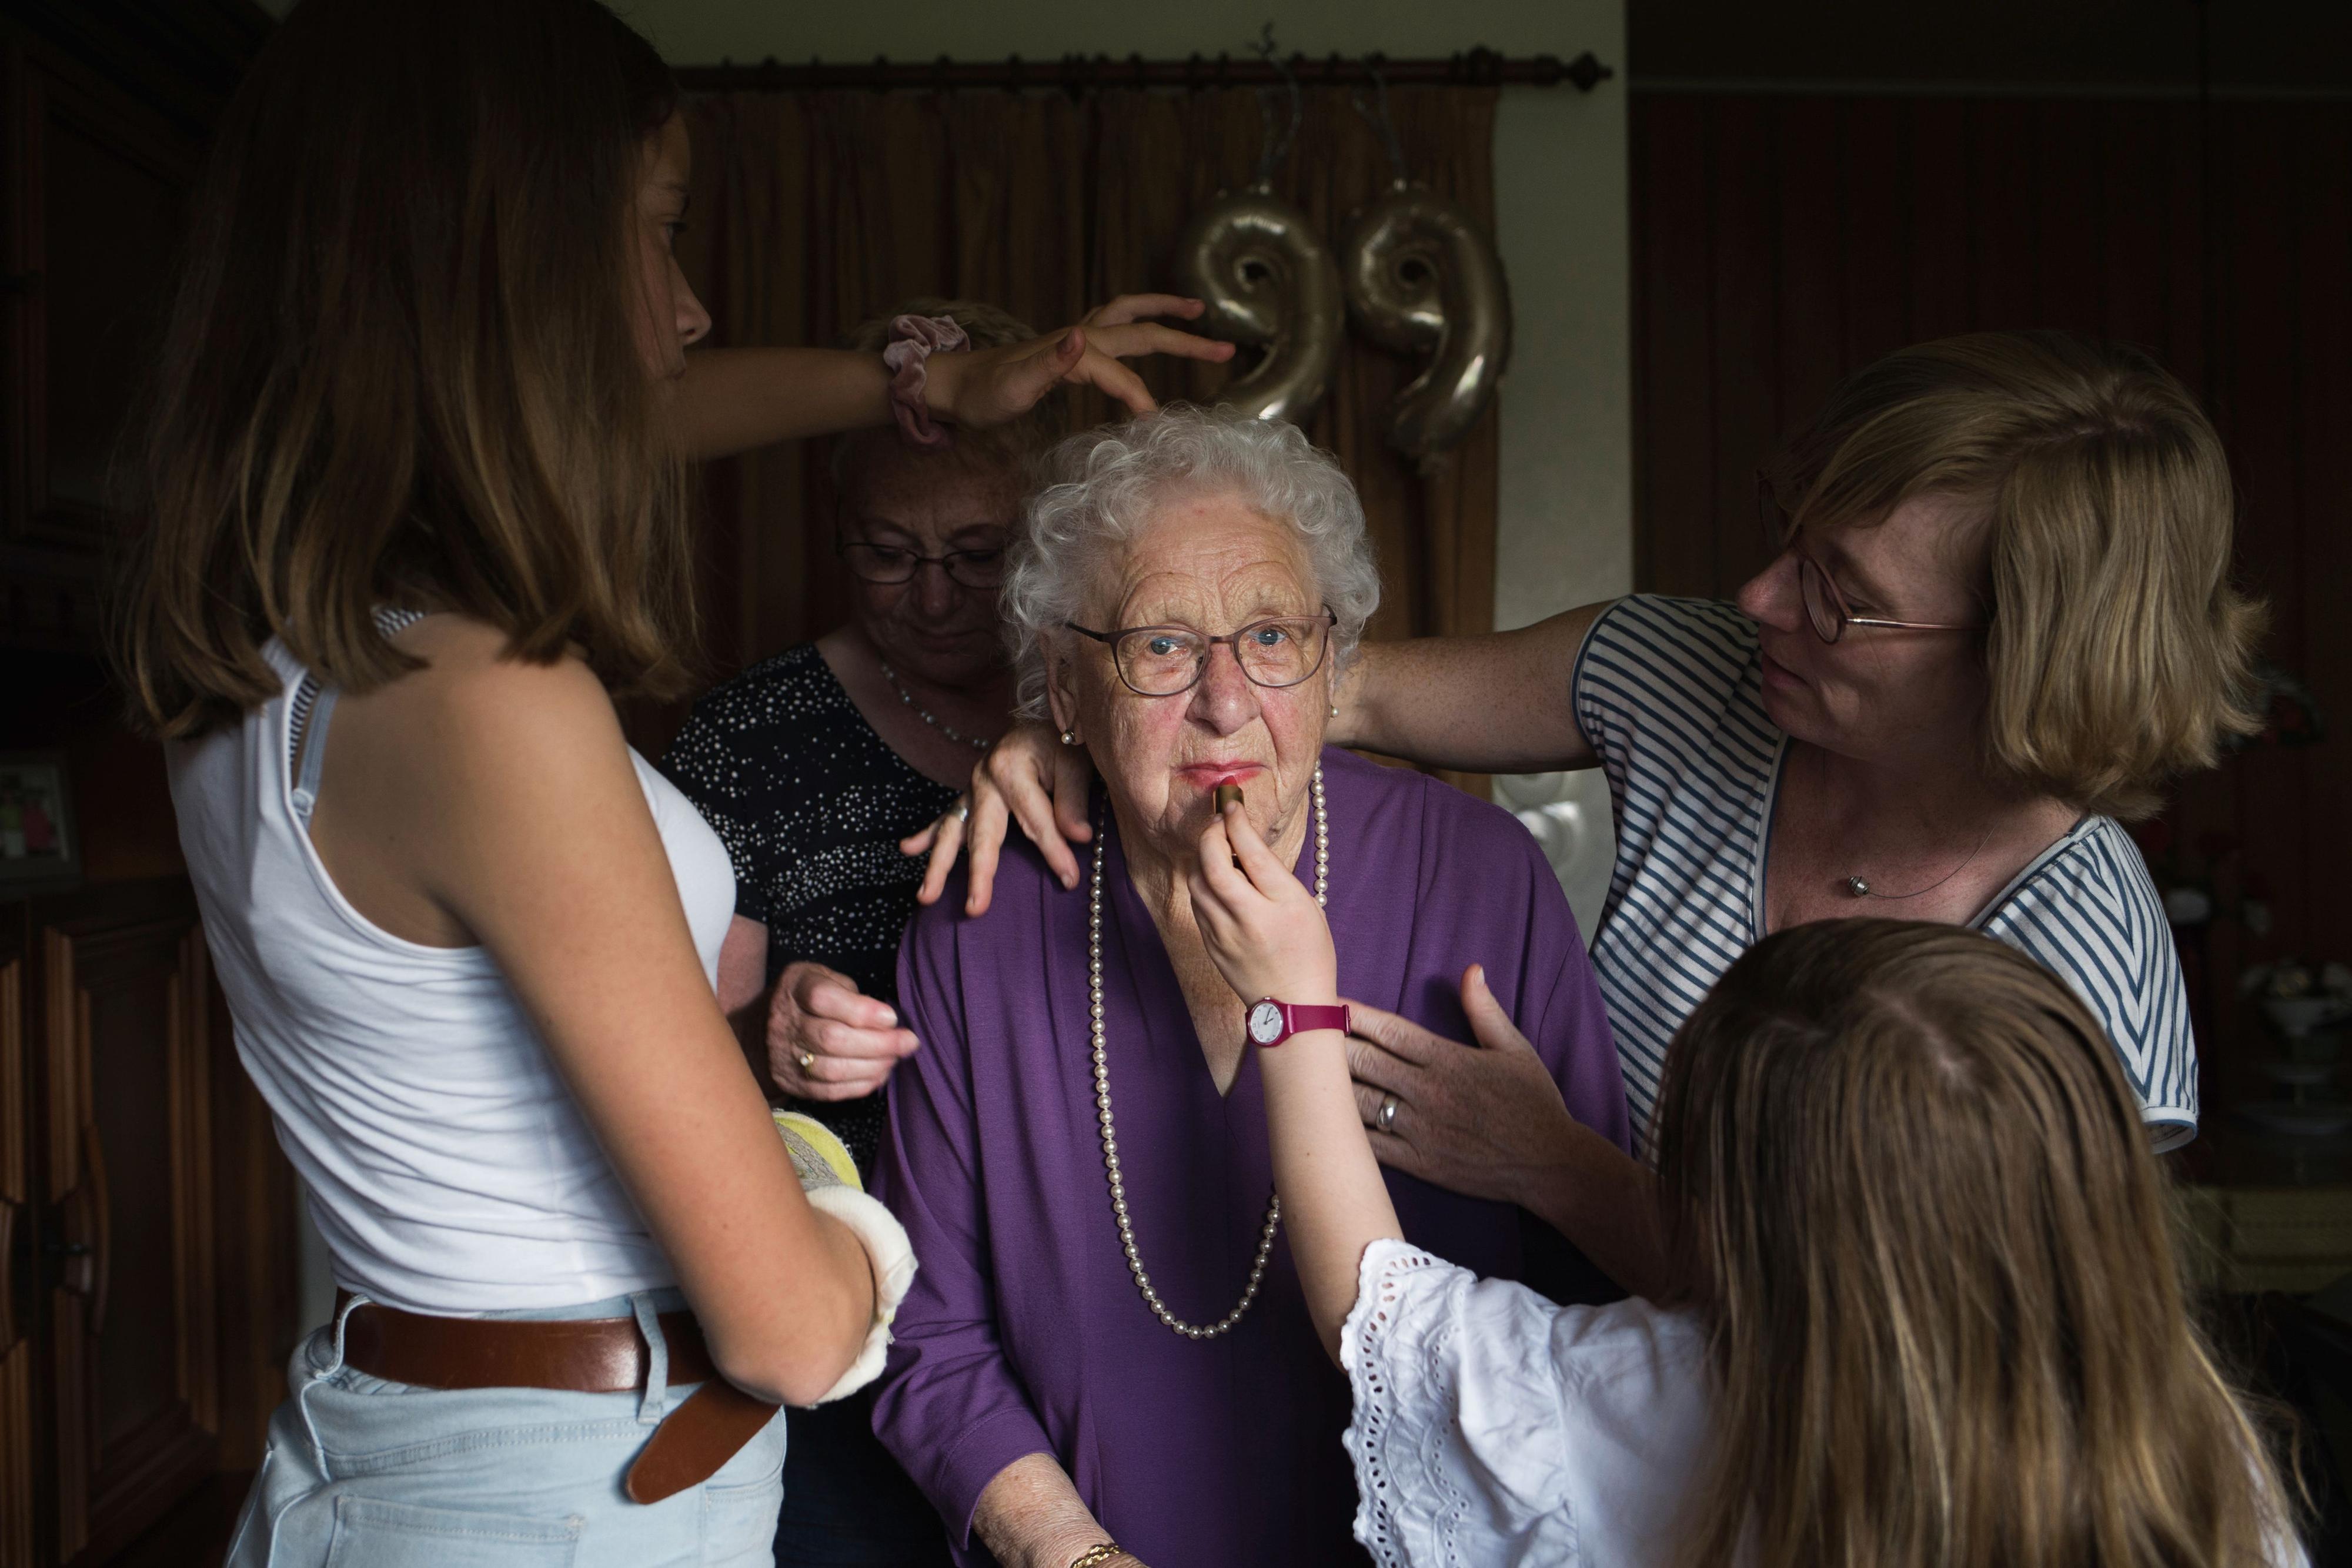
[{"xmin": 1574, "ymin": 595, "xmax": 2196, "ymax": 1152}]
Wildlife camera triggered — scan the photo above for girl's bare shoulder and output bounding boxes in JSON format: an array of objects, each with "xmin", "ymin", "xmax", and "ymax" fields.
[{"xmin": 344, "ymin": 613, "xmax": 626, "ymax": 807}]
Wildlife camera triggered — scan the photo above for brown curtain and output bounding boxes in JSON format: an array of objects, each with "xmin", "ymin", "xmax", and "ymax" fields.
[{"xmin": 660, "ymin": 85, "xmax": 1501, "ymax": 781}]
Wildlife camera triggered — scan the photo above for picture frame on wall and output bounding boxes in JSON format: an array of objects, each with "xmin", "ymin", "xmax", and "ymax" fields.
[{"xmin": 0, "ymin": 751, "xmax": 81, "ymax": 890}]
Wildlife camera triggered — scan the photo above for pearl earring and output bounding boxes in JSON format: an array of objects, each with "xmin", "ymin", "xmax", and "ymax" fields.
[
  {"xmin": 1328, "ymin": 704, "xmax": 1339, "ymax": 718},
  {"xmin": 1060, "ymin": 730, "xmax": 1078, "ymax": 746}
]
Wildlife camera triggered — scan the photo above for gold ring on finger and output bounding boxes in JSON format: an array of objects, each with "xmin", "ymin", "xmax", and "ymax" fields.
[
  {"xmin": 796, "ymin": 1049, "xmax": 816, "ymax": 1073},
  {"xmin": 1377, "ymin": 1092, "xmax": 1399, "ymax": 1133}
]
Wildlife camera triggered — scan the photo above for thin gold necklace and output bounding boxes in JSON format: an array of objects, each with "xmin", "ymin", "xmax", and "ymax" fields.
[
  {"xmin": 1087, "ymin": 768, "xmax": 1327, "ymax": 1339},
  {"xmin": 1842, "ymin": 823, "xmax": 1993, "ymax": 900},
  {"xmin": 877, "ymin": 657, "xmax": 992, "ymax": 753},
  {"xmin": 1814, "ymin": 747, "xmax": 1996, "ymax": 900}
]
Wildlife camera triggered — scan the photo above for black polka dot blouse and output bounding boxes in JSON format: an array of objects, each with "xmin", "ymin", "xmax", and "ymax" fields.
[{"xmin": 657, "ymin": 643, "xmax": 960, "ymax": 1172}]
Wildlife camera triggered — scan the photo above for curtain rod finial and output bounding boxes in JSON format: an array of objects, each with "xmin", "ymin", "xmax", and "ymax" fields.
[{"xmin": 1562, "ymin": 51, "xmax": 1613, "ymax": 92}]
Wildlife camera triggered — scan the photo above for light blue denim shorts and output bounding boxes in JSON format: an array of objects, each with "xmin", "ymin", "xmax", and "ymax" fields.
[{"xmin": 225, "ymin": 1289, "xmax": 786, "ymax": 1567}]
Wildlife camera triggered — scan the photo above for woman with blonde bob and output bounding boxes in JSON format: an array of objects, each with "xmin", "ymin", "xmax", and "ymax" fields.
[
  {"xmin": 1177, "ymin": 884, "xmax": 2303, "ymax": 1566},
  {"xmin": 116, "ymin": 0, "xmax": 1221, "ymax": 1560},
  {"xmin": 930, "ymin": 331, "xmax": 2259, "ymax": 1300}
]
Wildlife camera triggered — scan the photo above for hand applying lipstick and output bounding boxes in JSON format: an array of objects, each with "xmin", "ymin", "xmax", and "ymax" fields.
[
  {"xmin": 1188, "ymin": 780, "xmax": 1390, "ymax": 1362},
  {"xmin": 1214, "ymin": 783, "xmax": 1244, "ymax": 866},
  {"xmin": 1188, "ymin": 789, "xmax": 1338, "ymax": 1011}
]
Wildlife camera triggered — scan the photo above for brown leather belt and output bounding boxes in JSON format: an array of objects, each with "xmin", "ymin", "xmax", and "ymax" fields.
[{"xmin": 333, "ymin": 1292, "xmax": 779, "ymax": 1503}]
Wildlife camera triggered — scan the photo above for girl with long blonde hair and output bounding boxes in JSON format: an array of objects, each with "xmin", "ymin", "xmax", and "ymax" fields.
[{"xmin": 1185, "ymin": 814, "xmax": 2301, "ymax": 1568}]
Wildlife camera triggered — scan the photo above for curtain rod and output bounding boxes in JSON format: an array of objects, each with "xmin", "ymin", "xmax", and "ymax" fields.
[{"xmin": 673, "ymin": 49, "xmax": 1613, "ymax": 96}]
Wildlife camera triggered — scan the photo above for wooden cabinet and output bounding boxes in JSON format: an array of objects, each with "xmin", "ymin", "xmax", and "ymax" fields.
[
  {"xmin": 36, "ymin": 883, "xmax": 215, "ymax": 1564},
  {"xmin": 2, "ymin": 913, "xmax": 32, "ymax": 1568},
  {"xmin": 0, "ymin": 882, "xmax": 292, "ymax": 1568}
]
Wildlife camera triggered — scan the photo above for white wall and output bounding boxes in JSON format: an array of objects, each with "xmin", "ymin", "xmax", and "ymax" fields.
[
  {"xmin": 1485, "ymin": 30, "xmax": 1630, "ymax": 937},
  {"xmin": 627, "ymin": 0, "xmax": 1635, "ymax": 934}
]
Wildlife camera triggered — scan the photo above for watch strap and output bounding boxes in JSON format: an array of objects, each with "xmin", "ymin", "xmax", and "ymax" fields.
[
  {"xmin": 1281, "ymin": 1001, "xmax": 1350, "ymax": 1039},
  {"xmin": 1252, "ymin": 998, "xmax": 1350, "ymax": 1046}
]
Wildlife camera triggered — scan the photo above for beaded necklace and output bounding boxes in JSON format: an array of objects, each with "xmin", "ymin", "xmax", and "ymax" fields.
[{"xmin": 1086, "ymin": 767, "xmax": 1327, "ymax": 1339}]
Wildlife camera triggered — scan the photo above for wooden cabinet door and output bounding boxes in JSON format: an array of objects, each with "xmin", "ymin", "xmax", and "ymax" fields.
[
  {"xmin": 0, "ymin": 903, "xmax": 31, "ymax": 1568},
  {"xmin": 34, "ymin": 882, "xmax": 216, "ymax": 1566}
]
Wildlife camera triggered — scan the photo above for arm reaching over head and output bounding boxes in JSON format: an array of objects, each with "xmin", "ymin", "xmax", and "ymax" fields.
[
  {"xmin": 669, "ymin": 295, "xmax": 1235, "ymax": 461},
  {"xmin": 1187, "ymin": 795, "xmax": 1401, "ymax": 1360}
]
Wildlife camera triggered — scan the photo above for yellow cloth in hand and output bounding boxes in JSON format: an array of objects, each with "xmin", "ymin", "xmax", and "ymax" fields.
[
  {"xmin": 770, "ymin": 1108, "xmax": 915, "ymax": 1406},
  {"xmin": 773, "ymin": 1109, "xmax": 862, "ymax": 1193}
]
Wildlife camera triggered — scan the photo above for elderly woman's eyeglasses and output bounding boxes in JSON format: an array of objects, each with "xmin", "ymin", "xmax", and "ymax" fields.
[
  {"xmin": 1065, "ymin": 611, "xmax": 1336, "ymax": 698},
  {"xmin": 838, "ymin": 540, "xmax": 1005, "ymax": 590}
]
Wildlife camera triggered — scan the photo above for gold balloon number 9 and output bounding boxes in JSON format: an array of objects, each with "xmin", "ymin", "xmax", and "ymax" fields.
[
  {"xmin": 1169, "ymin": 182, "xmax": 1347, "ymax": 427},
  {"xmin": 1341, "ymin": 183, "xmax": 1514, "ymax": 472}
]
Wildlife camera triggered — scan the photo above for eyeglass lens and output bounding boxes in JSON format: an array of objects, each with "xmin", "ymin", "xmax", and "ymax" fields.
[
  {"xmin": 1113, "ymin": 618, "xmax": 1329, "ymax": 696},
  {"xmin": 1795, "ymin": 556, "xmax": 1845, "ymax": 644},
  {"xmin": 841, "ymin": 542, "xmax": 1005, "ymax": 589}
]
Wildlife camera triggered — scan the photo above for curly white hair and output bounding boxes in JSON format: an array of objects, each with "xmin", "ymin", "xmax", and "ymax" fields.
[{"xmin": 1001, "ymin": 404, "xmax": 1381, "ymax": 717}]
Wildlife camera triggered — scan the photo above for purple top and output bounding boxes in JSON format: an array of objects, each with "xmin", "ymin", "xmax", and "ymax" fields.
[{"xmin": 873, "ymin": 748, "xmax": 1629, "ymax": 1567}]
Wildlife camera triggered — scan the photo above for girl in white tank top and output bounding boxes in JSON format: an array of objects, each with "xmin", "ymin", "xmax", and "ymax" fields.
[
  {"xmin": 112, "ymin": 3, "xmax": 1223, "ymax": 1562},
  {"xmin": 170, "ymin": 610, "xmax": 736, "ymax": 1313}
]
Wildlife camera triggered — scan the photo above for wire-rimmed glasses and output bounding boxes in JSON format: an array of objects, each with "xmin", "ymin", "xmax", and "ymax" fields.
[
  {"xmin": 837, "ymin": 540, "xmax": 1006, "ymax": 590},
  {"xmin": 1759, "ymin": 476, "xmax": 1980, "ymax": 646},
  {"xmin": 1793, "ymin": 551, "xmax": 1980, "ymax": 646},
  {"xmin": 1065, "ymin": 610, "xmax": 1336, "ymax": 698}
]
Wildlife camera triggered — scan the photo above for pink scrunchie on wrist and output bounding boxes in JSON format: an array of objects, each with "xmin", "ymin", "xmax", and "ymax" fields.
[{"xmin": 882, "ymin": 314, "xmax": 970, "ymax": 450}]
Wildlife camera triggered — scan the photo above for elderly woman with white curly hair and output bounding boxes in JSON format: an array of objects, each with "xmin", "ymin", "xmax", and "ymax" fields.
[{"xmin": 868, "ymin": 405, "xmax": 1628, "ymax": 1568}]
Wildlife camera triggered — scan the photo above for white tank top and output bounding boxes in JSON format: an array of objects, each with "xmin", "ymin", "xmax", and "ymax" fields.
[{"xmin": 167, "ymin": 627, "xmax": 735, "ymax": 1314}]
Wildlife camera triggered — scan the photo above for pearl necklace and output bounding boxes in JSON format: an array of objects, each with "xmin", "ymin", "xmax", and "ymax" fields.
[
  {"xmin": 1088, "ymin": 766, "xmax": 1328, "ymax": 1339},
  {"xmin": 878, "ymin": 658, "xmax": 992, "ymax": 753}
]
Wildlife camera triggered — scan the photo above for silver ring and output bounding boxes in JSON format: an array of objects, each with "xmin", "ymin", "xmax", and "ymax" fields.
[
  {"xmin": 1377, "ymin": 1093, "xmax": 1399, "ymax": 1133},
  {"xmin": 951, "ymin": 798, "xmax": 971, "ymax": 824}
]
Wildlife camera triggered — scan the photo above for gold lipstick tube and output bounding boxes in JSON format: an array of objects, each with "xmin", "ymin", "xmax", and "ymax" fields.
[{"xmin": 1214, "ymin": 783, "xmax": 1245, "ymax": 867}]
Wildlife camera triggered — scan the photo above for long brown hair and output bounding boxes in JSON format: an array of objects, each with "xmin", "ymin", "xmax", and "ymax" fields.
[
  {"xmin": 1761, "ymin": 332, "xmax": 2264, "ymax": 821},
  {"xmin": 1653, "ymin": 920, "xmax": 2297, "ymax": 1568},
  {"xmin": 117, "ymin": 0, "xmax": 694, "ymax": 737}
]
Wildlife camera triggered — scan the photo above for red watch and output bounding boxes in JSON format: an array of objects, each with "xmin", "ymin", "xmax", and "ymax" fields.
[{"xmin": 1246, "ymin": 998, "xmax": 1350, "ymax": 1048}]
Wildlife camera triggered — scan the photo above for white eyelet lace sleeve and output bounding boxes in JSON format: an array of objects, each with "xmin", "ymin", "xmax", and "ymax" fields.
[{"xmin": 1340, "ymin": 1238, "xmax": 1714, "ymax": 1568}]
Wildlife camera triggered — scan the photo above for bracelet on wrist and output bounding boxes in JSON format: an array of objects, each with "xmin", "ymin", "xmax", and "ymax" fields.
[{"xmin": 1067, "ymin": 1543, "xmax": 1125, "ymax": 1568}]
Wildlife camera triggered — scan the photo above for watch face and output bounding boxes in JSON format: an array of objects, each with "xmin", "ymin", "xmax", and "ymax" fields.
[{"xmin": 1248, "ymin": 1001, "xmax": 1284, "ymax": 1044}]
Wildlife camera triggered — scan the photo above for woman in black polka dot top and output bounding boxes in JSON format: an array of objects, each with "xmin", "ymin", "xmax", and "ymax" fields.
[{"xmin": 658, "ymin": 297, "xmax": 1063, "ymax": 1567}]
